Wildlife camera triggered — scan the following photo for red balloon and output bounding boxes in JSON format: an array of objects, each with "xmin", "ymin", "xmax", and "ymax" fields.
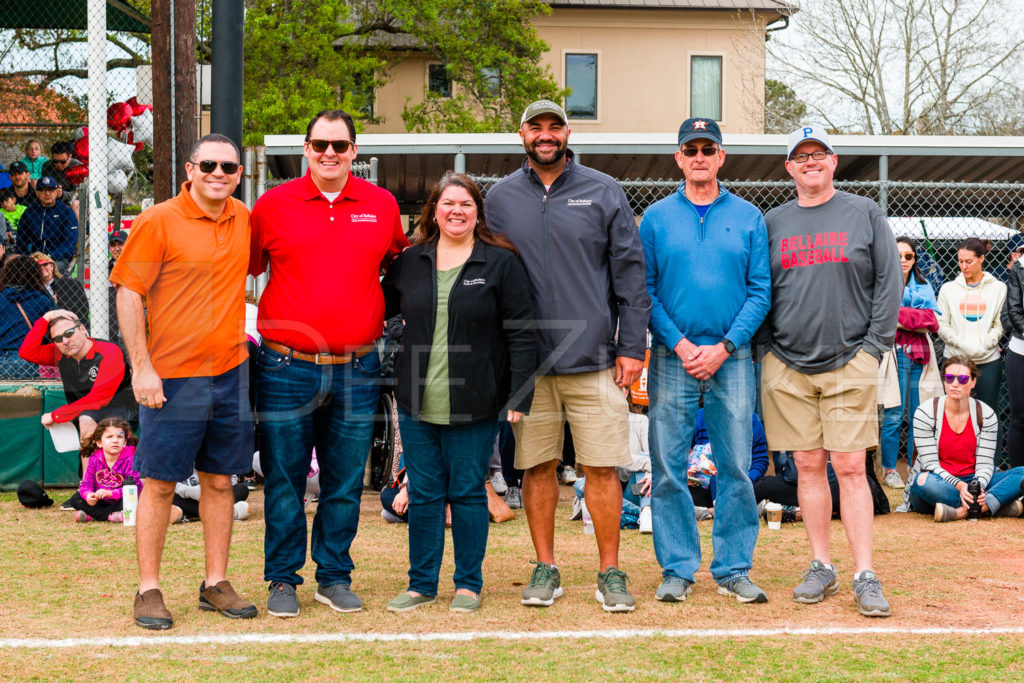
[
  {"xmin": 72, "ymin": 136, "xmax": 90, "ymax": 163},
  {"xmin": 125, "ymin": 96, "xmax": 153, "ymax": 116},
  {"xmin": 107, "ymin": 102, "xmax": 133, "ymax": 133},
  {"xmin": 64, "ymin": 164, "xmax": 89, "ymax": 186}
]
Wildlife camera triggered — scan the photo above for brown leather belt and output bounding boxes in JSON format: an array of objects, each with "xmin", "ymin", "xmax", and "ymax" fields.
[{"xmin": 262, "ymin": 340, "xmax": 376, "ymax": 365}]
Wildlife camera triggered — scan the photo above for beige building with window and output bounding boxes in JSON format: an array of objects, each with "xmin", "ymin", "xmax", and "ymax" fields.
[{"xmin": 361, "ymin": 1, "xmax": 794, "ymax": 134}]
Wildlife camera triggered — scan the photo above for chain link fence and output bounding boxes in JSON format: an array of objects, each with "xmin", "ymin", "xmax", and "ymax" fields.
[
  {"xmin": 2, "ymin": 3, "xmax": 154, "ymax": 383},
  {"xmin": 474, "ymin": 175, "xmax": 1024, "ymax": 465}
]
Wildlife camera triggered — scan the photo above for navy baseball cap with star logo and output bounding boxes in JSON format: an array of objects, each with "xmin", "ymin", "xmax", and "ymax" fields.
[{"xmin": 678, "ymin": 118, "xmax": 723, "ymax": 146}]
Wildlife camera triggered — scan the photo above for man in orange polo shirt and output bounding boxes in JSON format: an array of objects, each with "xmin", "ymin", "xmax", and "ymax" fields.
[
  {"xmin": 250, "ymin": 109, "xmax": 408, "ymax": 617},
  {"xmin": 112, "ymin": 133, "xmax": 258, "ymax": 630}
]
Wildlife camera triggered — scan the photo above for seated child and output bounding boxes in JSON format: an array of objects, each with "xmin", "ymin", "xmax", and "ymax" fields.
[{"xmin": 71, "ymin": 417, "xmax": 181, "ymax": 524}]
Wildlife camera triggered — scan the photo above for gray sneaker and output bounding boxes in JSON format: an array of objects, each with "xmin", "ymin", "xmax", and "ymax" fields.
[
  {"xmin": 883, "ymin": 470, "xmax": 904, "ymax": 489},
  {"xmin": 521, "ymin": 560, "xmax": 563, "ymax": 606},
  {"xmin": 267, "ymin": 581, "xmax": 299, "ymax": 618},
  {"xmin": 596, "ymin": 567, "xmax": 635, "ymax": 612},
  {"xmin": 852, "ymin": 571, "xmax": 892, "ymax": 617},
  {"xmin": 315, "ymin": 583, "xmax": 363, "ymax": 613},
  {"xmin": 506, "ymin": 486, "xmax": 523, "ymax": 510},
  {"xmin": 793, "ymin": 560, "xmax": 839, "ymax": 604},
  {"xmin": 694, "ymin": 506, "xmax": 714, "ymax": 521},
  {"xmin": 718, "ymin": 575, "xmax": 768, "ymax": 604},
  {"xmin": 655, "ymin": 576, "xmax": 694, "ymax": 602}
]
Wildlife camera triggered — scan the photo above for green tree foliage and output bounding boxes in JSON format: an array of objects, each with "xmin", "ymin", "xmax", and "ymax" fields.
[
  {"xmin": 243, "ymin": 0, "xmax": 563, "ymax": 139},
  {"xmin": 383, "ymin": 0, "xmax": 564, "ymax": 132},
  {"xmin": 763, "ymin": 79, "xmax": 807, "ymax": 134},
  {"xmin": 243, "ymin": 0, "xmax": 385, "ymax": 145}
]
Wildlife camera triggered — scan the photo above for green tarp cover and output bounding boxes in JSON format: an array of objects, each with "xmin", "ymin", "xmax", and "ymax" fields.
[{"xmin": 0, "ymin": 385, "xmax": 78, "ymax": 490}]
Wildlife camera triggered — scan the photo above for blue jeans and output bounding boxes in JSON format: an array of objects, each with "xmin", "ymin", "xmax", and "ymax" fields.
[
  {"xmin": 909, "ymin": 467, "xmax": 1024, "ymax": 515},
  {"xmin": 648, "ymin": 344, "xmax": 758, "ymax": 584},
  {"xmin": 398, "ymin": 409, "xmax": 497, "ymax": 595},
  {"xmin": 257, "ymin": 345, "xmax": 381, "ymax": 587},
  {"xmin": 573, "ymin": 469, "xmax": 650, "ymax": 529},
  {"xmin": 880, "ymin": 349, "xmax": 923, "ymax": 470}
]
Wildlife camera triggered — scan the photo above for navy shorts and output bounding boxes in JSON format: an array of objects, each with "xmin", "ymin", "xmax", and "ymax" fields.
[{"xmin": 134, "ymin": 360, "xmax": 255, "ymax": 482}]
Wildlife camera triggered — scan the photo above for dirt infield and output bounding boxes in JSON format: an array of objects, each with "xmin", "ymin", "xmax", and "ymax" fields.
[{"xmin": 1, "ymin": 483, "xmax": 1023, "ymax": 678}]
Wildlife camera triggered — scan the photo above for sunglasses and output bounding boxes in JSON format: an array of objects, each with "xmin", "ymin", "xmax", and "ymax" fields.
[
  {"xmin": 192, "ymin": 160, "xmax": 240, "ymax": 174},
  {"xmin": 51, "ymin": 158, "xmax": 69, "ymax": 165},
  {"xmin": 902, "ymin": 253, "xmax": 916, "ymax": 261},
  {"xmin": 681, "ymin": 146, "xmax": 719, "ymax": 157},
  {"xmin": 944, "ymin": 374, "xmax": 972, "ymax": 385},
  {"xmin": 307, "ymin": 139, "xmax": 353, "ymax": 154},
  {"xmin": 53, "ymin": 327, "xmax": 78, "ymax": 342},
  {"xmin": 789, "ymin": 150, "xmax": 833, "ymax": 163}
]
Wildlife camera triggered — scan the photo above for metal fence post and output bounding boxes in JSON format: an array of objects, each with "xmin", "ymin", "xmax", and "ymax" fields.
[{"xmin": 879, "ymin": 154, "xmax": 889, "ymax": 215}]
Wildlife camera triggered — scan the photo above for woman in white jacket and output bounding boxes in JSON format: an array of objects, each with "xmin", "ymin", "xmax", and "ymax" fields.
[{"xmin": 936, "ymin": 238, "xmax": 1007, "ymax": 413}]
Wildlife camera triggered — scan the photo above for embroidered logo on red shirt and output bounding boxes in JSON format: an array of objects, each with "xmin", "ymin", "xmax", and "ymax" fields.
[{"xmin": 350, "ymin": 213, "xmax": 378, "ymax": 223}]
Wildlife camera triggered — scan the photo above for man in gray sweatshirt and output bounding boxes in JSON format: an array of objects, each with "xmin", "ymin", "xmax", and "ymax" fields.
[
  {"xmin": 761, "ymin": 125, "xmax": 900, "ymax": 617},
  {"xmin": 485, "ymin": 100, "xmax": 650, "ymax": 613}
]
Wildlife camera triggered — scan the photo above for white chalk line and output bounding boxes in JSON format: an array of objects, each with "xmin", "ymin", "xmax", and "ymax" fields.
[{"xmin": 2, "ymin": 626, "xmax": 1024, "ymax": 650}]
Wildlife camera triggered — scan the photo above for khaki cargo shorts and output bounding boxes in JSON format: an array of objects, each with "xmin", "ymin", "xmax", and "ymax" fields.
[
  {"xmin": 513, "ymin": 368, "xmax": 631, "ymax": 470},
  {"xmin": 760, "ymin": 349, "xmax": 880, "ymax": 453}
]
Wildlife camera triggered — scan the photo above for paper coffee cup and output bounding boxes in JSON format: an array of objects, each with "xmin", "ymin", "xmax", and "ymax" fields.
[{"xmin": 765, "ymin": 502, "xmax": 782, "ymax": 530}]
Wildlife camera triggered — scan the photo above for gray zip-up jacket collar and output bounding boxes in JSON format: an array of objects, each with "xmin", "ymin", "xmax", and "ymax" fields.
[{"xmin": 484, "ymin": 151, "xmax": 650, "ymax": 375}]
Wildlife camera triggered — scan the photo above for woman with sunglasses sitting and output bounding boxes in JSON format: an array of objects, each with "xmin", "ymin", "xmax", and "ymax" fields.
[
  {"xmin": 907, "ymin": 355, "xmax": 1024, "ymax": 522},
  {"xmin": 879, "ymin": 237, "xmax": 942, "ymax": 489}
]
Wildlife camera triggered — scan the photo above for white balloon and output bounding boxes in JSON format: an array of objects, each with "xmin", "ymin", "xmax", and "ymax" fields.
[
  {"xmin": 130, "ymin": 109, "xmax": 154, "ymax": 148},
  {"xmin": 107, "ymin": 169, "xmax": 130, "ymax": 194},
  {"xmin": 106, "ymin": 137, "xmax": 137, "ymax": 172}
]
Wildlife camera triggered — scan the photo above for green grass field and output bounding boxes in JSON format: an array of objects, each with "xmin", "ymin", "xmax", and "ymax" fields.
[{"xmin": 2, "ymin": 485, "xmax": 1023, "ymax": 680}]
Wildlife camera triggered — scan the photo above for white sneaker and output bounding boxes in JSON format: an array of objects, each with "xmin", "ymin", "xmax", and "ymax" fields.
[
  {"xmin": 233, "ymin": 501, "xmax": 249, "ymax": 521},
  {"xmin": 883, "ymin": 470, "xmax": 904, "ymax": 489},
  {"xmin": 490, "ymin": 470, "xmax": 508, "ymax": 495},
  {"xmin": 638, "ymin": 506, "xmax": 652, "ymax": 534},
  {"xmin": 558, "ymin": 466, "xmax": 578, "ymax": 485}
]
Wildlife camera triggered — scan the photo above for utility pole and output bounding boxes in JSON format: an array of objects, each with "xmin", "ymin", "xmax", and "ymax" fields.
[{"xmin": 150, "ymin": 0, "xmax": 196, "ymax": 201}]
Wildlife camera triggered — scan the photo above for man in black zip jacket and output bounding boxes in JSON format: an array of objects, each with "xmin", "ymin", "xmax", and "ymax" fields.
[{"xmin": 484, "ymin": 99, "xmax": 651, "ymax": 613}]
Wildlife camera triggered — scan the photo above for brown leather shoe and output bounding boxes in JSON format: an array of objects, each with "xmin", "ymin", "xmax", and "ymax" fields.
[
  {"xmin": 134, "ymin": 589, "xmax": 173, "ymax": 630},
  {"xmin": 199, "ymin": 580, "xmax": 258, "ymax": 619}
]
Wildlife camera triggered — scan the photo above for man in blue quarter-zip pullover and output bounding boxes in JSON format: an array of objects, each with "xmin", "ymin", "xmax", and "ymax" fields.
[
  {"xmin": 639, "ymin": 118, "xmax": 771, "ymax": 606},
  {"xmin": 485, "ymin": 100, "xmax": 651, "ymax": 613}
]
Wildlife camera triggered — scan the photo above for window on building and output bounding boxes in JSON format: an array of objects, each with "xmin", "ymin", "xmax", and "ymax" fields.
[
  {"xmin": 565, "ymin": 53, "xmax": 597, "ymax": 120},
  {"xmin": 351, "ymin": 73, "xmax": 375, "ymax": 118},
  {"xmin": 428, "ymin": 63, "xmax": 452, "ymax": 98},
  {"xmin": 482, "ymin": 67, "xmax": 501, "ymax": 98},
  {"xmin": 690, "ymin": 56, "xmax": 723, "ymax": 121}
]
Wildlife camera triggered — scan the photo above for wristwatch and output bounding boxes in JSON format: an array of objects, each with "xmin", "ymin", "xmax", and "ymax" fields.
[{"xmin": 721, "ymin": 339, "xmax": 736, "ymax": 355}]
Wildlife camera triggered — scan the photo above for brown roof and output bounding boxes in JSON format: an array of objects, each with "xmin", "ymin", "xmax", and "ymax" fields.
[
  {"xmin": 547, "ymin": 0, "xmax": 796, "ymax": 10},
  {"xmin": 0, "ymin": 77, "xmax": 85, "ymax": 125}
]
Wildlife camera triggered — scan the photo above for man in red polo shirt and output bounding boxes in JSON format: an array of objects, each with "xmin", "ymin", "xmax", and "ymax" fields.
[{"xmin": 250, "ymin": 109, "xmax": 408, "ymax": 617}]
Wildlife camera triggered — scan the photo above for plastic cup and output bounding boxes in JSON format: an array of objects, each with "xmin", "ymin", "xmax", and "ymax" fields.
[
  {"xmin": 766, "ymin": 502, "xmax": 782, "ymax": 530},
  {"xmin": 122, "ymin": 484, "xmax": 138, "ymax": 527},
  {"xmin": 581, "ymin": 500, "xmax": 594, "ymax": 535}
]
